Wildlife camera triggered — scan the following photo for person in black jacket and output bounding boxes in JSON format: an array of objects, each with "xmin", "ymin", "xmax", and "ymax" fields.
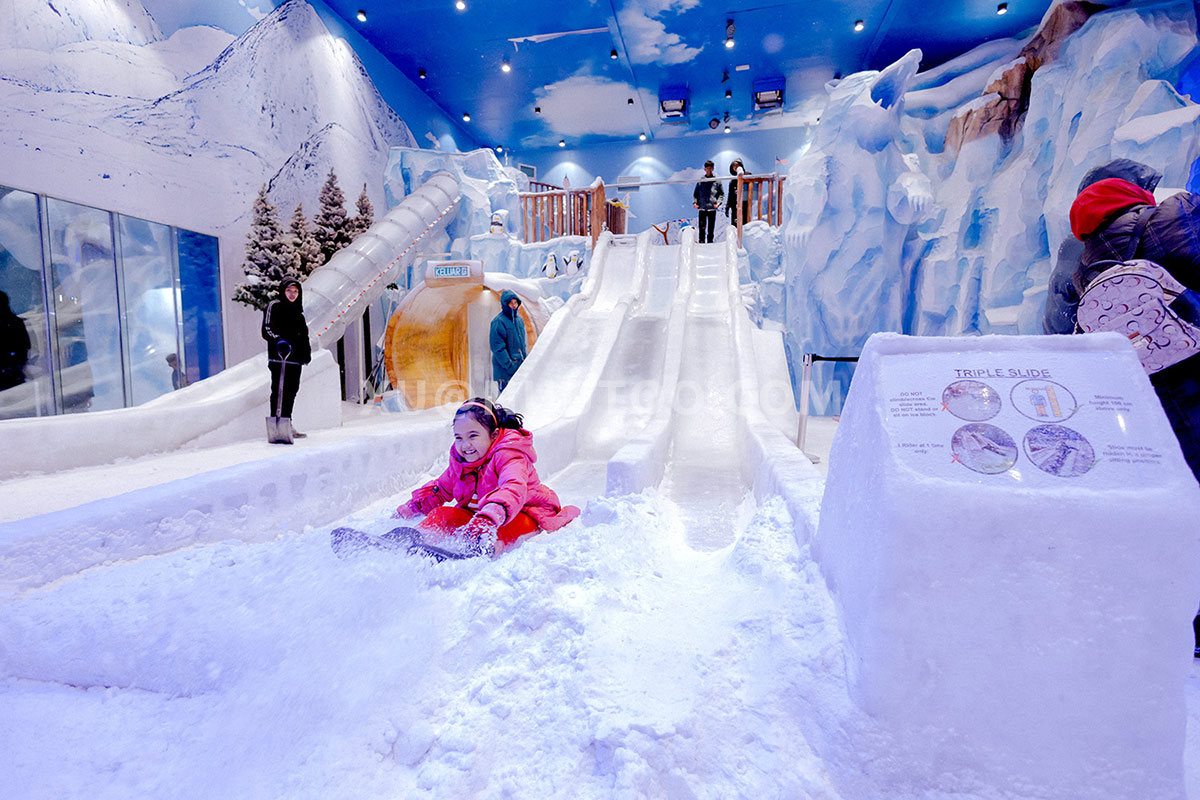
[
  {"xmin": 692, "ymin": 160, "xmax": 724, "ymax": 244},
  {"xmin": 0, "ymin": 290, "xmax": 30, "ymax": 391},
  {"xmin": 727, "ymin": 158, "xmax": 752, "ymax": 227},
  {"xmin": 261, "ymin": 278, "xmax": 311, "ymax": 440}
]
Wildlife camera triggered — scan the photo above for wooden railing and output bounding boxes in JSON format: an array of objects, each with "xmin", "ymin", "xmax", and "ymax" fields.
[
  {"xmin": 519, "ymin": 180, "xmax": 623, "ymax": 245},
  {"xmin": 734, "ymin": 174, "xmax": 786, "ymax": 245}
]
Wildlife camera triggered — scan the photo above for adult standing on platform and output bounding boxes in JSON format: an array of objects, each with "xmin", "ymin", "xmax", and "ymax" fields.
[
  {"xmin": 692, "ymin": 159, "xmax": 724, "ymax": 244},
  {"xmin": 262, "ymin": 277, "xmax": 311, "ymax": 442},
  {"xmin": 491, "ymin": 289, "xmax": 527, "ymax": 394},
  {"xmin": 727, "ymin": 158, "xmax": 752, "ymax": 227},
  {"xmin": 0, "ymin": 290, "xmax": 30, "ymax": 391}
]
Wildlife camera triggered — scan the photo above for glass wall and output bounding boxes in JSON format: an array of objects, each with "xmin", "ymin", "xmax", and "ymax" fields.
[
  {"xmin": 0, "ymin": 187, "xmax": 52, "ymax": 420},
  {"xmin": 0, "ymin": 184, "xmax": 223, "ymax": 420}
]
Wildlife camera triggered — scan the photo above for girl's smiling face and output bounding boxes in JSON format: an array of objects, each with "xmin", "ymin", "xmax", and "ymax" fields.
[{"xmin": 453, "ymin": 414, "xmax": 494, "ymax": 460}]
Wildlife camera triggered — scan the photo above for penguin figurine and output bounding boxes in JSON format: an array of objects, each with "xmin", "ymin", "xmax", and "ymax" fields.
[
  {"xmin": 563, "ymin": 250, "xmax": 582, "ymax": 276},
  {"xmin": 489, "ymin": 211, "xmax": 505, "ymax": 235},
  {"xmin": 541, "ymin": 252, "xmax": 559, "ymax": 278}
]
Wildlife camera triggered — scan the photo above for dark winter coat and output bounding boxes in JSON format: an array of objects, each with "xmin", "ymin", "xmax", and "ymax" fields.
[
  {"xmin": 693, "ymin": 177, "xmax": 724, "ymax": 210},
  {"xmin": 0, "ymin": 291, "xmax": 30, "ymax": 390},
  {"xmin": 490, "ymin": 289, "xmax": 527, "ymax": 383},
  {"xmin": 261, "ymin": 278, "xmax": 312, "ymax": 365},
  {"xmin": 727, "ymin": 161, "xmax": 751, "ymax": 221},
  {"xmin": 1043, "ymin": 159, "xmax": 1196, "ymax": 333}
]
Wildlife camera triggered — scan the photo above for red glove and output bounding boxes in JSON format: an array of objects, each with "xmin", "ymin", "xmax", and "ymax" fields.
[
  {"xmin": 392, "ymin": 485, "xmax": 444, "ymax": 518},
  {"xmin": 460, "ymin": 513, "xmax": 499, "ymax": 558}
]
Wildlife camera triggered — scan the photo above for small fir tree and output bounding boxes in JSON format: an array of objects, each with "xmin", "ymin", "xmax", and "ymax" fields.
[
  {"xmin": 348, "ymin": 184, "xmax": 375, "ymax": 239},
  {"xmin": 313, "ymin": 168, "xmax": 351, "ymax": 265},
  {"xmin": 232, "ymin": 185, "xmax": 295, "ymax": 310},
  {"xmin": 288, "ymin": 201, "xmax": 324, "ymax": 277}
]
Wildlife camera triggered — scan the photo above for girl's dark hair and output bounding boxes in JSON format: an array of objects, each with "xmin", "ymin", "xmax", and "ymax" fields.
[{"xmin": 455, "ymin": 397, "xmax": 523, "ymax": 434}]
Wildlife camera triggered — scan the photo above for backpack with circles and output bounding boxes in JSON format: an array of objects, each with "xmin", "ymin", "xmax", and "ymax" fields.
[{"xmin": 1076, "ymin": 205, "xmax": 1200, "ymax": 374}]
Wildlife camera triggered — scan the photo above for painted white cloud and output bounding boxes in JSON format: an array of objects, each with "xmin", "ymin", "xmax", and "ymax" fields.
[
  {"xmin": 239, "ymin": 0, "xmax": 271, "ymax": 22},
  {"xmin": 617, "ymin": 0, "xmax": 702, "ymax": 65},
  {"xmin": 529, "ymin": 75, "xmax": 657, "ymax": 141}
]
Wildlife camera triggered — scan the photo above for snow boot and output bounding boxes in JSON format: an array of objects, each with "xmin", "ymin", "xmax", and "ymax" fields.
[
  {"xmin": 266, "ymin": 416, "xmax": 293, "ymax": 444},
  {"xmin": 289, "ymin": 420, "xmax": 307, "ymax": 439}
]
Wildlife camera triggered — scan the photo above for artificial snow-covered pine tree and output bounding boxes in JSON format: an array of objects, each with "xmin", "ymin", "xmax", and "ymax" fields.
[
  {"xmin": 313, "ymin": 168, "xmax": 351, "ymax": 266},
  {"xmin": 289, "ymin": 202, "xmax": 324, "ymax": 278},
  {"xmin": 232, "ymin": 185, "xmax": 295, "ymax": 310},
  {"xmin": 348, "ymin": 184, "xmax": 375, "ymax": 240}
]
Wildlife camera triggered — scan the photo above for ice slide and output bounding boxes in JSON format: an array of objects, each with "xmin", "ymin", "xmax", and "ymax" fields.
[
  {"xmin": 501, "ymin": 227, "xmax": 814, "ymax": 549},
  {"xmin": 0, "ymin": 172, "xmax": 462, "ymax": 479}
]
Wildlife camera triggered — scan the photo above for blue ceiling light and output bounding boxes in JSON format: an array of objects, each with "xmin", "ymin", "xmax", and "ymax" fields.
[
  {"xmin": 610, "ymin": 48, "xmax": 619, "ymax": 60},
  {"xmin": 639, "ymin": 133, "xmax": 646, "ymax": 141},
  {"xmin": 455, "ymin": 0, "xmax": 466, "ymax": 10},
  {"xmin": 558, "ymin": 139, "xmax": 566, "ymax": 147},
  {"xmin": 724, "ymin": 19, "xmax": 735, "ymax": 49},
  {"xmin": 996, "ymin": 3, "xmax": 1008, "ymax": 14},
  {"xmin": 462, "ymin": 111, "xmax": 470, "ymax": 122},
  {"xmin": 356, "ymin": 9, "xmax": 366, "ymax": 23},
  {"xmin": 501, "ymin": 60, "xmax": 511, "ymax": 73},
  {"xmin": 854, "ymin": 19, "xmax": 865, "ymax": 32},
  {"xmin": 418, "ymin": 69, "xmax": 426, "ymax": 79}
]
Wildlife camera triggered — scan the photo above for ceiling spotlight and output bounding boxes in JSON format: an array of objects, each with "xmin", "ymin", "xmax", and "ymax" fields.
[
  {"xmin": 418, "ymin": 69, "xmax": 427, "ymax": 79},
  {"xmin": 610, "ymin": 49, "xmax": 619, "ymax": 60},
  {"xmin": 495, "ymin": 145, "xmax": 503, "ymax": 153},
  {"xmin": 724, "ymin": 125, "xmax": 731, "ymax": 134},
  {"xmin": 725, "ymin": 18, "xmax": 735, "ymax": 49},
  {"xmin": 854, "ymin": 19, "xmax": 865, "ymax": 32},
  {"xmin": 534, "ymin": 106, "xmax": 541, "ymax": 113},
  {"xmin": 725, "ymin": 37, "xmax": 735, "ymax": 49},
  {"xmin": 639, "ymin": 133, "xmax": 647, "ymax": 141},
  {"xmin": 559, "ymin": 139, "xmax": 566, "ymax": 147},
  {"xmin": 356, "ymin": 9, "xmax": 366, "ymax": 22},
  {"xmin": 725, "ymin": 89, "xmax": 732, "ymax": 99},
  {"xmin": 709, "ymin": 117, "xmax": 720, "ymax": 129},
  {"xmin": 455, "ymin": 0, "xmax": 466, "ymax": 9},
  {"xmin": 627, "ymin": 97, "xmax": 634, "ymax": 105},
  {"xmin": 462, "ymin": 112, "xmax": 470, "ymax": 122},
  {"xmin": 721, "ymin": 70, "xmax": 730, "ymax": 83},
  {"xmin": 996, "ymin": 2, "xmax": 1008, "ymax": 13},
  {"xmin": 501, "ymin": 60, "xmax": 511, "ymax": 73}
]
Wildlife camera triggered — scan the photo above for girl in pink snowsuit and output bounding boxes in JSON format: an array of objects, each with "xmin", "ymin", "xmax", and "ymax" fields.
[{"xmin": 394, "ymin": 397, "xmax": 580, "ymax": 554}]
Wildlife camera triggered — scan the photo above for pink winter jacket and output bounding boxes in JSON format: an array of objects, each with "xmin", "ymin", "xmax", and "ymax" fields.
[{"xmin": 403, "ymin": 428, "xmax": 579, "ymax": 530}]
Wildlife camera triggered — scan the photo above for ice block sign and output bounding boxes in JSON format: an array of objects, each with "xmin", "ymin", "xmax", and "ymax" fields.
[{"xmin": 880, "ymin": 351, "xmax": 1172, "ymax": 487}]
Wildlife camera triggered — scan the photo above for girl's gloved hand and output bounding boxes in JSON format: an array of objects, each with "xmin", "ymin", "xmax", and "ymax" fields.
[
  {"xmin": 460, "ymin": 513, "xmax": 499, "ymax": 558},
  {"xmin": 393, "ymin": 485, "xmax": 443, "ymax": 518}
]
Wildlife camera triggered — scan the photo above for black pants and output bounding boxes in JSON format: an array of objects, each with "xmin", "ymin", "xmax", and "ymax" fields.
[
  {"xmin": 1150, "ymin": 354, "xmax": 1200, "ymax": 482},
  {"xmin": 697, "ymin": 209, "xmax": 716, "ymax": 243},
  {"xmin": 269, "ymin": 361, "xmax": 303, "ymax": 418}
]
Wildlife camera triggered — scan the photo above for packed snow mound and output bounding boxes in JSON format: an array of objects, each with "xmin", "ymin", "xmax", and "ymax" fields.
[
  {"xmin": 0, "ymin": 0, "xmax": 161, "ymax": 51},
  {"xmin": 0, "ymin": 493, "xmax": 853, "ymax": 799}
]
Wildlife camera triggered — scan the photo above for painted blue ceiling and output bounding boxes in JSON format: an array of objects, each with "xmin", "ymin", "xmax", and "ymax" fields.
[{"xmin": 324, "ymin": 0, "xmax": 1055, "ymax": 152}]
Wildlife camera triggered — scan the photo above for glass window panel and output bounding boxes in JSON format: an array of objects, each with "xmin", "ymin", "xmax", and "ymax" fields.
[
  {"xmin": 0, "ymin": 186, "xmax": 52, "ymax": 420},
  {"xmin": 177, "ymin": 229, "xmax": 224, "ymax": 383},
  {"xmin": 46, "ymin": 198, "xmax": 124, "ymax": 413},
  {"xmin": 119, "ymin": 216, "xmax": 180, "ymax": 404}
]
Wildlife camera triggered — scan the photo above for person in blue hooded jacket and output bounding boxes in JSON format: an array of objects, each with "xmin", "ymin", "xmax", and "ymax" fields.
[{"xmin": 490, "ymin": 289, "xmax": 527, "ymax": 393}]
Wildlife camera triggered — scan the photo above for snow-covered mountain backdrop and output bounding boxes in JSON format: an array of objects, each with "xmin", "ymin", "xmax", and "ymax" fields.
[{"xmin": 0, "ymin": 0, "xmax": 455, "ymax": 362}]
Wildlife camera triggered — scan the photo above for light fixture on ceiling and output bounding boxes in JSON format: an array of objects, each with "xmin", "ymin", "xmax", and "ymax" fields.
[
  {"xmin": 534, "ymin": 105, "xmax": 541, "ymax": 113},
  {"xmin": 495, "ymin": 145, "xmax": 503, "ymax": 153},
  {"xmin": 418, "ymin": 69, "xmax": 427, "ymax": 79},
  {"xmin": 658, "ymin": 86, "xmax": 689, "ymax": 122},
  {"xmin": 501, "ymin": 60, "xmax": 511, "ymax": 72},
  {"xmin": 724, "ymin": 111, "xmax": 731, "ymax": 133},
  {"xmin": 724, "ymin": 19, "xmax": 735, "ymax": 49},
  {"xmin": 753, "ymin": 77, "xmax": 785, "ymax": 112},
  {"xmin": 559, "ymin": 139, "xmax": 566, "ymax": 147},
  {"xmin": 627, "ymin": 97, "xmax": 634, "ymax": 105},
  {"xmin": 639, "ymin": 133, "xmax": 647, "ymax": 141},
  {"xmin": 610, "ymin": 48, "xmax": 619, "ymax": 60},
  {"xmin": 721, "ymin": 70, "xmax": 729, "ymax": 83},
  {"xmin": 854, "ymin": 19, "xmax": 865, "ymax": 32},
  {"xmin": 996, "ymin": 2, "xmax": 1008, "ymax": 14},
  {"xmin": 455, "ymin": 0, "xmax": 466, "ymax": 10},
  {"xmin": 356, "ymin": 9, "xmax": 366, "ymax": 22},
  {"xmin": 725, "ymin": 89, "xmax": 732, "ymax": 99},
  {"xmin": 708, "ymin": 118, "xmax": 720, "ymax": 129},
  {"xmin": 462, "ymin": 112, "xmax": 471, "ymax": 122}
]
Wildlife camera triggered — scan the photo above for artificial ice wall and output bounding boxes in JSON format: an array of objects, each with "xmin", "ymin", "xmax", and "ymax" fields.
[
  {"xmin": 0, "ymin": 0, "xmax": 474, "ymax": 363},
  {"xmin": 766, "ymin": 0, "xmax": 1200, "ymax": 412}
]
